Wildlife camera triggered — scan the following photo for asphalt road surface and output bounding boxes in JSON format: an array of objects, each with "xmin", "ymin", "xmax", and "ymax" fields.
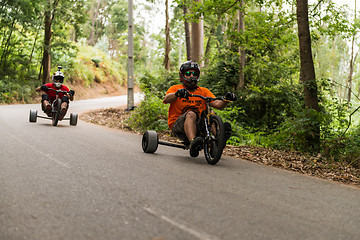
[{"xmin": 1, "ymin": 95, "xmax": 359, "ymax": 240}]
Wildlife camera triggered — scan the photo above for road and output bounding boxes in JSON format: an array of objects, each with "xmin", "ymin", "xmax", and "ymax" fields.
[{"xmin": 1, "ymin": 95, "xmax": 359, "ymax": 240}]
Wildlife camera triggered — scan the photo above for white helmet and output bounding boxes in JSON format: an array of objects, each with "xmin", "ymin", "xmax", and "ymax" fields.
[{"xmin": 52, "ymin": 66, "xmax": 64, "ymax": 88}]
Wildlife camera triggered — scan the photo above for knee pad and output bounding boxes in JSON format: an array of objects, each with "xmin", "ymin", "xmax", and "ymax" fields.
[
  {"xmin": 41, "ymin": 94, "xmax": 49, "ymax": 102},
  {"xmin": 62, "ymin": 95, "xmax": 69, "ymax": 104}
]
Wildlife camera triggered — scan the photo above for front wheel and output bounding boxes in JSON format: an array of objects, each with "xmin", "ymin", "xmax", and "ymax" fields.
[
  {"xmin": 142, "ymin": 130, "xmax": 158, "ymax": 153},
  {"xmin": 203, "ymin": 115, "xmax": 226, "ymax": 165},
  {"xmin": 52, "ymin": 99, "xmax": 61, "ymax": 126}
]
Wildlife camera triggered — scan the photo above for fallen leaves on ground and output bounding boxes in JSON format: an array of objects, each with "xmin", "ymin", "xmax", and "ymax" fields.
[{"xmin": 80, "ymin": 107, "xmax": 360, "ymax": 187}]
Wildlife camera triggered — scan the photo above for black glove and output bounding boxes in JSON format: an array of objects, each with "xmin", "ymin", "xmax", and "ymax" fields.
[
  {"xmin": 69, "ymin": 90, "xmax": 75, "ymax": 96},
  {"xmin": 224, "ymin": 92, "xmax": 237, "ymax": 101},
  {"xmin": 40, "ymin": 85, "xmax": 48, "ymax": 91},
  {"xmin": 175, "ymin": 88, "xmax": 189, "ymax": 99}
]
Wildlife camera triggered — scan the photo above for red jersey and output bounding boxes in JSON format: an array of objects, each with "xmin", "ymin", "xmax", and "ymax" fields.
[
  {"xmin": 43, "ymin": 83, "xmax": 69, "ymax": 103},
  {"xmin": 164, "ymin": 84, "xmax": 215, "ymax": 129}
]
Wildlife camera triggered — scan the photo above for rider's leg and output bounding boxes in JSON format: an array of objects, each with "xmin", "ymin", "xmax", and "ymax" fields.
[
  {"xmin": 184, "ymin": 111, "xmax": 197, "ymax": 142},
  {"xmin": 184, "ymin": 111, "xmax": 204, "ymax": 157},
  {"xmin": 41, "ymin": 94, "xmax": 52, "ymax": 116},
  {"xmin": 59, "ymin": 96, "xmax": 69, "ymax": 120}
]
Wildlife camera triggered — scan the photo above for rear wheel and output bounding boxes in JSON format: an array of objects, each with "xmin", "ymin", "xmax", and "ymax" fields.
[
  {"xmin": 29, "ymin": 110, "xmax": 37, "ymax": 123},
  {"xmin": 70, "ymin": 113, "xmax": 78, "ymax": 126},
  {"xmin": 52, "ymin": 99, "xmax": 61, "ymax": 126},
  {"xmin": 204, "ymin": 115, "xmax": 226, "ymax": 165},
  {"xmin": 142, "ymin": 130, "xmax": 158, "ymax": 153}
]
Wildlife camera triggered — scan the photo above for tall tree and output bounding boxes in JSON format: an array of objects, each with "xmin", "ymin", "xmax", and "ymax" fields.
[
  {"xmin": 346, "ymin": 0, "xmax": 358, "ymax": 104},
  {"xmin": 42, "ymin": 0, "xmax": 60, "ymax": 84},
  {"xmin": 237, "ymin": 0, "xmax": 245, "ymax": 90},
  {"xmin": 164, "ymin": 0, "xmax": 171, "ymax": 70},
  {"xmin": 191, "ymin": 0, "xmax": 204, "ymax": 64},
  {"xmin": 183, "ymin": 5, "xmax": 191, "ymax": 60},
  {"xmin": 296, "ymin": 0, "xmax": 320, "ymax": 148},
  {"xmin": 88, "ymin": 0, "xmax": 102, "ymax": 46}
]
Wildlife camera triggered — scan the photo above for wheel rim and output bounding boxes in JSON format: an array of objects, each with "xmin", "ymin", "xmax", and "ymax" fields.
[
  {"xmin": 52, "ymin": 99, "xmax": 61, "ymax": 126},
  {"xmin": 204, "ymin": 115, "xmax": 225, "ymax": 165}
]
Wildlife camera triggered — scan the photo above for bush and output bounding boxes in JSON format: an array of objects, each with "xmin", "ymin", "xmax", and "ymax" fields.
[
  {"xmin": 0, "ymin": 78, "xmax": 36, "ymax": 103},
  {"xmin": 126, "ymin": 92, "xmax": 169, "ymax": 132}
]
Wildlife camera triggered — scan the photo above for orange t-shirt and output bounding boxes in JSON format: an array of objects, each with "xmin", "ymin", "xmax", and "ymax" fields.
[{"xmin": 164, "ymin": 84, "xmax": 215, "ymax": 129}]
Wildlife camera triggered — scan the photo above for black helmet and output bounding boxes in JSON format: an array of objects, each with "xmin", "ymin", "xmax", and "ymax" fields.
[
  {"xmin": 179, "ymin": 61, "xmax": 200, "ymax": 89},
  {"xmin": 52, "ymin": 66, "xmax": 64, "ymax": 88}
]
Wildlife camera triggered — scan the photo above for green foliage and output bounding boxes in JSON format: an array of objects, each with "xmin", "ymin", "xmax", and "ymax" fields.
[
  {"xmin": 138, "ymin": 70, "xmax": 179, "ymax": 99},
  {"xmin": 126, "ymin": 92, "xmax": 169, "ymax": 132},
  {"xmin": 262, "ymin": 109, "xmax": 322, "ymax": 151},
  {"xmin": 0, "ymin": 78, "xmax": 36, "ymax": 103},
  {"xmin": 321, "ymin": 126, "xmax": 360, "ymax": 168},
  {"xmin": 70, "ymin": 41, "xmax": 125, "ymax": 86}
]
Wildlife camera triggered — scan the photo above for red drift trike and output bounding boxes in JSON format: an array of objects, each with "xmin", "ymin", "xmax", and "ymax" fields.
[{"xmin": 29, "ymin": 88, "xmax": 78, "ymax": 126}]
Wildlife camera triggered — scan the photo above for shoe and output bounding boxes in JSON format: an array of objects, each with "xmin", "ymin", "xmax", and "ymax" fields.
[
  {"xmin": 224, "ymin": 122, "xmax": 232, "ymax": 141},
  {"xmin": 189, "ymin": 136, "xmax": 203, "ymax": 158},
  {"xmin": 45, "ymin": 104, "xmax": 52, "ymax": 117},
  {"xmin": 58, "ymin": 108, "xmax": 67, "ymax": 120}
]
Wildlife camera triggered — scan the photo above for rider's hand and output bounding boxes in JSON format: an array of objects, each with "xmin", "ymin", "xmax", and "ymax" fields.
[
  {"xmin": 40, "ymin": 85, "xmax": 48, "ymax": 91},
  {"xmin": 224, "ymin": 92, "xmax": 237, "ymax": 101},
  {"xmin": 175, "ymin": 89, "xmax": 189, "ymax": 99},
  {"xmin": 69, "ymin": 90, "xmax": 75, "ymax": 96}
]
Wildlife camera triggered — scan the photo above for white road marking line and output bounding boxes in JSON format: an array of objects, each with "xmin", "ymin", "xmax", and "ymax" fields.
[
  {"xmin": 144, "ymin": 207, "xmax": 220, "ymax": 240},
  {"xmin": 6, "ymin": 132, "xmax": 71, "ymax": 169}
]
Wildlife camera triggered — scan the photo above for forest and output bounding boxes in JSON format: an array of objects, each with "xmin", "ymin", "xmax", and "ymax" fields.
[{"xmin": 0, "ymin": 0, "xmax": 359, "ymax": 167}]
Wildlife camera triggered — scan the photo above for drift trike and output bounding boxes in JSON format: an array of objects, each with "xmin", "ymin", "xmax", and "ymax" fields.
[
  {"xmin": 29, "ymin": 88, "xmax": 78, "ymax": 126},
  {"xmin": 142, "ymin": 94, "xmax": 230, "ymax": 165}
]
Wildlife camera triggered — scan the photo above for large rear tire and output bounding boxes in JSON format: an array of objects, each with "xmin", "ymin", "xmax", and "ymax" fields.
[
  {"xmin": 29, "ymin": 110, "xmax": 37, "ymax": 123},
  {"xmin": 52, "ymin": 99, "xmax": 61, "ymax": 126},
  {"xmin": 142, "ymin": 130, "xmax": 158, "ymax": 153},
  {"xmin": 70, "ymin": 113, "xmax": 78, "ymax": 126},
  {"xmin": 204, "ymin": 115, "xmax": 226, "ymax": 165}
]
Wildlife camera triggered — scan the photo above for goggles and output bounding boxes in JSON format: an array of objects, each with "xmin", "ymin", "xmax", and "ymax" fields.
[{"xmin": 184, "ymin": 71, "xmax": 199, "ymax": 77}]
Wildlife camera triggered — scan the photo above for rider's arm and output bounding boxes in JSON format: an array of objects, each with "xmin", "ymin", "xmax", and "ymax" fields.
[
  {"xmin": 210, "ymin": 100, "xmax": 228, "ymax": 109},
  {"xmin": 69, "ymin": 94, "xmax": 74, "ymax": 101},
  {"xmin": 163, "ymin": 92, "xmax": 178, "ymax": 104}
]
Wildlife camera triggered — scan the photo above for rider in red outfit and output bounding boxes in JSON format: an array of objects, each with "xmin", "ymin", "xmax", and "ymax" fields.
[{"xmin": 36, "ymin": 67, "xmax": 75, "ymax": 120}]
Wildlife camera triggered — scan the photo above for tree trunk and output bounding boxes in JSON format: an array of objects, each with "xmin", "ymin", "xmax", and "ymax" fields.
[
  {"xmin": 237, "ymin": 0, "xmax": 245, "ymax": 90},
  {"xmin": 346, "ymin": 0, "xmax": 357, "ymax": 104},
  {"xmin": 183, "ymin": 5, "xmax": 191, "ymax": 61},
  {"xmin": 42, "ymin": 0, "xmax": 60, "ymax": 84},
  {"xmin": 88, "ymin": 0, "xmax": 101, "ymax": 46},
  {"xmin": 191, "ymin": 0, "xmax": 204, "ymax": 65},
  {"xmin": 42, "ymin": 2, "xmax": 52, "ymax": 84},
  {"xmin": 164, "ymin": 0, "xmax": 171, "ymax": 70},
  {"xmin": 296, "ymin": 0, "xmax": 320, "ymax": 149},
  {"xmin": 204, "ymin": 27, "xmax": 214, "ymax": 66}
]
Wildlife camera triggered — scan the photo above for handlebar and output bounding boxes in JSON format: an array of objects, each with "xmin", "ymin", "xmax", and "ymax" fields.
[
  {"xmin": 188, "ymin": 94, "xmax": 224, "ymax": 102},
  {"xmin": 47, "ymin": 88, "xmax": 69, "ymax": 94}
]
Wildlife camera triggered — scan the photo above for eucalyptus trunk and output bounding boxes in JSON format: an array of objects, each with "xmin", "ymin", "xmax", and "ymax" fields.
[
  {"xmin": 191, "ymin": 0, "xmax": 204, "ymax": 65},
  {"xmin": 41, "ymin": 0, "xmax": 60, "ymax": 84},
  {"xmin": 237, "ymin": 0, "xmax": 245, "ymax": 90},
  {"xmin": 183, "ymin": 5, "xmax": 191, "ymax": 61},
  {"xmin": 296, "ymin": 0, "xmax": 320, "ymax": 149},
  {"xmin": 164, "ymin": 0, "xmax": 171, "ymax": 70},
  {"xmin": 42, "ymin": 3, "xmax": 52, "ymax": 84},
  {"xmin": 346, "ymin": 0, "xmax": 357, "ymax": 104}
]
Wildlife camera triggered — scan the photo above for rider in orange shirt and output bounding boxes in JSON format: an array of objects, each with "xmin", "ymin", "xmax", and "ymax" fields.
[{"xmin": 163, "ymin": 61, "xmax": 236, "ymax": 157}]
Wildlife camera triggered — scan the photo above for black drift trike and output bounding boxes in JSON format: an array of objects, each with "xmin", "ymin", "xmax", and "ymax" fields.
[
  {"xmin": 29, "ymin": 88, "xmax": 78, "ymax": 126},
  {"xmin": 142, "ymin": 94, "xmax": 229, "ymax": 165}
]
